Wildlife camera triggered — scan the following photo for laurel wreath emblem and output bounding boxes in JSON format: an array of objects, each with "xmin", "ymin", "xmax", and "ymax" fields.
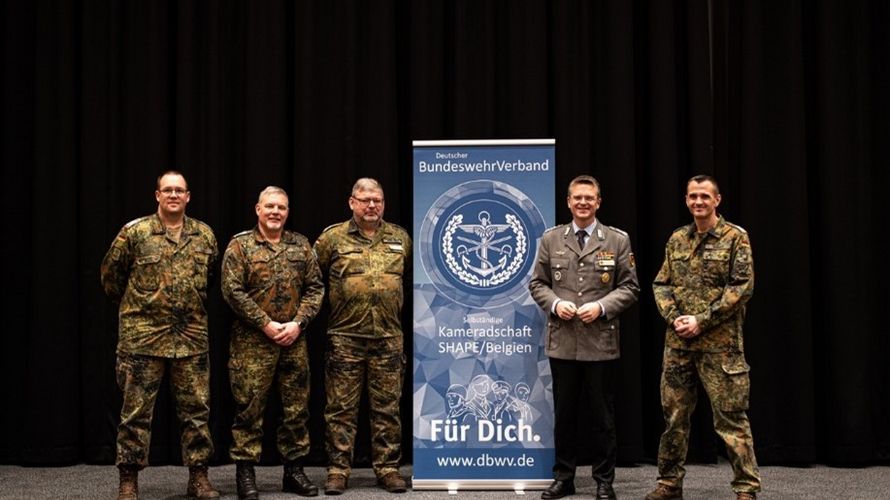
[{"xmin": 441, "ymin": 213, "xmax": 527, "ymax": 287}]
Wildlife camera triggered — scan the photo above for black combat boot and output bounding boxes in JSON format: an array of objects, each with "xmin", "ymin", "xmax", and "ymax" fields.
[
  {"xmin": 236, "ymin": 462, "xmax": 260, "ymax": 500},
  {"xmin": 283, "ymin": 462, "xmax": 319, "ymax": 497}
]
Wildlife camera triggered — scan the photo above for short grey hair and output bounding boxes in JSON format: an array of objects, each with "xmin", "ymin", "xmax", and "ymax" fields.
[
  {"xmin": 351, "ymin": 178, "xmax": 383, "ymax": 196},
  {"xmin": 257, "ymin": 185, "xmax": 289, "ymax": 205}
]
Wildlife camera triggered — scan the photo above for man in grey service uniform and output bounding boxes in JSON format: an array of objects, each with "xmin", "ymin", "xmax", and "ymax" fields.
[{"xmin": 529, "ymin": 175, "xmax": 639, "ymax": 500}]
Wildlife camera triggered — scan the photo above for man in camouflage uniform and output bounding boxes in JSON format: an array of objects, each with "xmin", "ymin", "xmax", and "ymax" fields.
[
  {"xmin": 100, "ymin": 171, "xmax": 219, "ymax": 500},
  {"xmin": 646, "ymin": 175, "xmax": 760, "ymax": 500},
  {"xmin": 221, "ymin": 186, "xmax": 325, "ymax": 500},
  {"xmin": 313, "ymin": 178, "xmax": 411, "ymax": 495}
]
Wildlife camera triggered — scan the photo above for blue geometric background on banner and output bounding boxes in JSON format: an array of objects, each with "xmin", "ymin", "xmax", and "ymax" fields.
[{"xmin": 413, "ymin": 142, "xmax": 555, "ymax": 483}]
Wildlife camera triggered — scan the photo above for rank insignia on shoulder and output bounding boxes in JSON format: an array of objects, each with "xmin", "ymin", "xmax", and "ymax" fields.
[{"xmin": 629, "ymin": 253, "xmax": 636, "ymax": 268}]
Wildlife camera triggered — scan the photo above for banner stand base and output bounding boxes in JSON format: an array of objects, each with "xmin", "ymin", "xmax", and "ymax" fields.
[{"xmin": 411, "ymin": 478, "xmax": 552, "ymax": 491}]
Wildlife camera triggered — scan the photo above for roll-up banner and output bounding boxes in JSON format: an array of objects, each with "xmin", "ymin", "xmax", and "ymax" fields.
[{"xmin": 412, "ymin": 139, "xmax": 556, "ymax": 490}]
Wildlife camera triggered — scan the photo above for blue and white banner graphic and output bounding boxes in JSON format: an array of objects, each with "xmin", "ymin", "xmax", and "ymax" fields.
[{"xmin": 412, "ymin": 139, "xmax": 555, "ymax": 490}]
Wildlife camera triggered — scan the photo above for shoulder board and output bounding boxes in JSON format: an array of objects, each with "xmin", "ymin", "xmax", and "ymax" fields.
[
  {"xmin": 233, "ymin": 230, "xmax": 253, "ymax": 238},
  {"xmin": 724, "ymin": 221, "xmax": 748, "ymax": 234},
  {"xmin": 384, "ymin": 222, "xmax": 409, "ymax": 234},
  {"xmin": 543, "ymin": 224, "xmax": 565, "ymax": 234},
  {"xmin": 321, "ymin": 222, "xmax": 342, "ymax": 234},
  {"xmin": 671, "ymin": 225, "xmax": 690, "ymax": 236},
  {"xmin": 284, "ymin": 230, "xmax": 308, "ymax": 242},
  {"xmin": 606, "ymin": 225, "xmax": 628, "ymax": 237},
  {"xmin": 124, "ymin": 216, "xmax": 149, "ymax": 228},
  {"xmin": 191, "ymin": 218, "xmax": 214, "ymax": 233}
]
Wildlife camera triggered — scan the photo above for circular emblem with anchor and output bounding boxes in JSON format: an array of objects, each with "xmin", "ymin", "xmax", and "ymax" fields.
[{"xmin": 419, "ymin": 180, "xmax": 546, "ymax": 308}]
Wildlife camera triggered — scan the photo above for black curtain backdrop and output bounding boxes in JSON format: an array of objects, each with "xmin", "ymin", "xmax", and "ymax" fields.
[{"xmin": 2, "ymin": 0, "xmax": 888, "ymax": 467}]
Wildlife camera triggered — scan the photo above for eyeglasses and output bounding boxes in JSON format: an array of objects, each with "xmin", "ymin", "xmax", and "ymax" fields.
[
  {"xmin": 352, "ymin": 196, "xmax": 384, "ymax": 206},
  {"xmin": 570, "ymin": 195, "xmax": 599, "ymax": 202},
  {"xmin": 159, "ymin": 187, "xmax": 188, "ymax": 196}
]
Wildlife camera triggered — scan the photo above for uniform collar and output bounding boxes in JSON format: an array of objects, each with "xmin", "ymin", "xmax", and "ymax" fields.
[
  {"xmin": 347, "ymin": 217, "xmax": 387, "ymax": 236},
  {"xmin": 251, "ymin": 226, "xmax": 296, "ymax": 244},
  {"xmin": 149, "ymin": 213, "xmax": 199, "ymax": 235},
  {"xmin": 686, "ymin": 215, "xmax": 727, "ymax": 239},
  {"xmin": 571, "ymin": 219, "xmax": 597, "ymax": 237}
]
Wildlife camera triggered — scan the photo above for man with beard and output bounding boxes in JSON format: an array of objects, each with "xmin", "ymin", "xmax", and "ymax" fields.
[
  {"xmin": 221, "ymin": 186, "xmax": 324, "ymax": 499},
  {"xmin": 313, "ymin": 178, "xmax": 411, "ymax": 495}
]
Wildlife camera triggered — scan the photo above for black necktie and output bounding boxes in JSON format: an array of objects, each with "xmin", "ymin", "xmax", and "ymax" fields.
[{"xmin": 576, "ymin": 229, "xmax": 587, "ymax": 250}]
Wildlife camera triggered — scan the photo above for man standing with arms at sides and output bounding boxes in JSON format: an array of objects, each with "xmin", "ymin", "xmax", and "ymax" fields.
[
  {"xmin": 313, "ymin": 178, "xmax": 412, "ymax": 495},
  {"xmin": 221, "ymin": 186, "xmax": 325, "ymax": 500},
  {"xmin": 646, "ymin": 175, "xmax": 759, "ymax": 500},
  {"xmin": 100, "ymin": 171, "xmax": 219, "ymax": 500},
  {"xmin": 529, "ymin": 175, "xmax": 640, "ymax": 500}
]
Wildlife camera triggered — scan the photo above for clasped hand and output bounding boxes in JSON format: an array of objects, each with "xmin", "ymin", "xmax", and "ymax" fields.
[{"xmin": 263, "ymin": 320, "xmax": 302, "ymax": 346}]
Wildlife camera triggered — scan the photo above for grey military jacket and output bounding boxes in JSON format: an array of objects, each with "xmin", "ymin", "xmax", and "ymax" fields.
[{"xmin": 529, "ymin": 222, "xmax": 640, "ymax": 361}]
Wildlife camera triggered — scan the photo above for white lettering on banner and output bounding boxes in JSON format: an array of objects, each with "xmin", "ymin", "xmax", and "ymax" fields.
[
  {"xmin": 417, "ymin": 159, "xmax": 550, "ymax": 173},
  {"xmin": 436, "ymin": 152, "xmax": 469, "ymax": 159},
  {"xmin": 437, "ymin": 341, "xmax": 531, "ymax": 356},
  {"xmin": 438, "ymin": 325, "xmax": 534, "ymax": 339},
  {"xmin": 438, "ymin": 341, "xmax": 480, "ymax": 354},
  {"xmin": 430, "ymin": 419, "xmax": 540, "ymax": 443},
  {"xmin": 430, "ymin": 419, "xmax": 471, "ymax": 442},
  {"xmin": 463, "ymin": 315, "xmax": 505, "ymax": 325}
]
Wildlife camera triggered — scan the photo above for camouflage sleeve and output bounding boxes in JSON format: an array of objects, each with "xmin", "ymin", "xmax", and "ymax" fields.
[
  {"xmin": 206, "ymin": 230, "xmax": 219, "ymax": 287},
  {"xmin": 652, "ymin": 243, "xmax": 681, "ymax": 325},
  {"xmin": 100, "ymin": 226, "xmax": 132, "ymax": 304},
  {"xmin": 221, "ymin": 238, "xmax": 270, "ymax": 330},
  {"xmin": 694, "ymin": 232, "xmax": 754, "ymax": 331},
  {"xmin": 528, "ymin": 234, "xmax": 558, "ymax": 314},
  {"xmin": 403, "ymin": 232, "xmax": 413, "ymax": 273},
  {"xmin": 295, "ymin": 240, "xmax": 325, "ymax": 326},
  {"xmin": 313, "ymin": 232, "xmax": 333, "ymax": 276}
]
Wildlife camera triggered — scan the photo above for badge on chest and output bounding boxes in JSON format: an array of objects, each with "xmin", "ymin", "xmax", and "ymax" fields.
[
  {"xmin": 595, "ymin": 251, "xmax": 616, "ymax": 269},
  {"xmin": 595, "ymin": 251, "xmax": 616, "ymax": 284}
]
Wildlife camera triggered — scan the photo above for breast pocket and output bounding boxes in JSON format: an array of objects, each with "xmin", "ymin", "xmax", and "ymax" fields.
[
  {"xmin": 702, "ymin": 248, "xmax": 731, "ymax": 283},
  {"xmin": 383, "ymin": 248, "xmax": 405, "ymax": 276},
  {"xmin": 550, "ymin": 258, "xmax": 570, "ymax": 284},
  {"xmin": 132, "ymin": 254, "xmax": 161, "ymax": 291},
  {"xmin": 248, "ymin": 254, "xmax": 273, "ymax": 287},
  {"xmin": 332, "ymin": 246, "xmax": 365, "ymax": 278},
  {"xmin": 593, "ymin": 257, "xmax": 615, "ymax": 285},
  {"xmin": 670, "ymin": 250, "xmax": 692, "ymax": 280},
  {"xmin": 286, "ymin": 249, "xmax": 307, "ymax": 284},
  {"xmin": 192, "ymin": 247, "xmax": 213, "ymax": 289}
]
